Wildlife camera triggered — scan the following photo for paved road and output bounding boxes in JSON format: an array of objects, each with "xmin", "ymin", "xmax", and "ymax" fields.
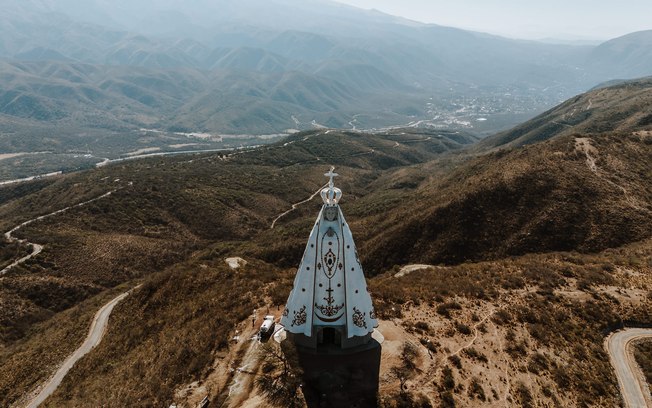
[
  {"xmin": 606, "ymin": 328, "xmax": 652, "ymax": 408},
  {"xmin": 95, "ymin": 148, "xmax": 237, "ymax": 168},
  {"xmin": 24, "ymin": 290, "xmax": 133, "ymax": 408},
  {"xmin": 0, "ymin": 171, "xmax": 62, "ymax": 187}
]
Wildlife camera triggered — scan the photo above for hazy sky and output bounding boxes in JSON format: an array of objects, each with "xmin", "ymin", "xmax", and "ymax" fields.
[{"xmin": 334, "ymin": 0, "xmax": 652, "ymax": 41}]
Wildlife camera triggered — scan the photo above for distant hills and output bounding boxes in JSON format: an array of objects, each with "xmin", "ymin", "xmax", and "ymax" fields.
[
  {"xmin": 587, "ymin": 30, "xmax": 652, "ymax": 79},
  {"xmin": 1, "ymin": 0, "xmax": 652, "ymax": 157}
]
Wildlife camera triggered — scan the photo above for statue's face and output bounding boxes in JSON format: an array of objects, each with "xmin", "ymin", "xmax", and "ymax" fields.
[{"xmin": 324, "ymin": 206, "xmax": 338, "ymax": 222}]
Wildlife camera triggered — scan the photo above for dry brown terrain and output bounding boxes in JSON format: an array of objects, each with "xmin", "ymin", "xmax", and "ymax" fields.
[
  {"xmin": 131, "ymin": 238, "xmax": 652, "ymax": 408},
  {"xmin": 0, "ymin": 82, "xmax": 651, "ymax": 407}
]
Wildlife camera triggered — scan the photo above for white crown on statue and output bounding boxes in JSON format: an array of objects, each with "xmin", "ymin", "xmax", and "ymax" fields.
[{"xmin": 320, "ymin": 168, "xmax": 342, "ymax": 206}]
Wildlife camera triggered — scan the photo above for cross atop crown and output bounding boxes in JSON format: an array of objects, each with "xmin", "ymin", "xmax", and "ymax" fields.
[
  {"xmin": 321, "ymin": 167, "xmax": 342, "ymax": 206},
  {"xmin": 325, "ymin": 167, "xmax": 338, "ymax": 189}
]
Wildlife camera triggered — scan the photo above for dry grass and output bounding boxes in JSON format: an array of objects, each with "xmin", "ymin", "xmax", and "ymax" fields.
[
  {"xmin": 0, "ymin": 284, "xmax": 132, "ymax": 407},
  {"xmin": 360, "ymin": 132, "xmax": 652, "ymax": 274},
  {"xmin": 371, "ymin": 240, "xmax": 652, "ymax": 407},
  {"xmin": 39, "ymin": 258, "xmax": 290, "ymax": 407}
]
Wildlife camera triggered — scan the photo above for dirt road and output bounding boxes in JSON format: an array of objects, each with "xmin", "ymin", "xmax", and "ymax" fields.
[
  {"xmin": 1, "ymin": 191, "xmax": 114, "ymax": 276},
  {"xmin": 270, "ymin": 183, "xmax": 328, "ymax": 229},
  {"xmin": 606, "ymin": 328, "xmax": 652, "ymax": 408}
]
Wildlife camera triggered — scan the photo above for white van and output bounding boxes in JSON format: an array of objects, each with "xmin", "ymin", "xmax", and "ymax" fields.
[{"xmin": 259, "ymin": 315, "xmax": 275, "ymax": 338}]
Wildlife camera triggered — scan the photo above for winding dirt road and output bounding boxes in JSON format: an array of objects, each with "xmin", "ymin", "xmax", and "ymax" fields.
[
  {"xmin": 606, "ymin": 328, "xmax": 652, "ymax": 408},
  {"xmin": 394, "ymin": 264, "xmax": 436, "ymax": 278},
  {"xmin": 24, "ymin": 289, "xmax": 135, "ymax": 408},
  {"xmin": 1, "ymin": 191, "xmax": 114, "ymax": 276},
  {"xmin": 270, "ymin": 183, "xmax": 328, "ymax": 229}
]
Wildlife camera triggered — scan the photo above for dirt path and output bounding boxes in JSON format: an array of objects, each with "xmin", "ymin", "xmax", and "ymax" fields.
[
  {"xmin": 1, "ymin": 191, "xmax": 115, "ymax": 276},
  {"xmin": 96, "ymin": 148, "xmax": 233, "ymax": 168},
  {"xmin": 448, "ymin": 310, "xmax": 495, "ymax": 357},
  {"xmin": 492, "ymin": 321, "xmax": 512, "ymax": 406},
  {"xmin": 23, "ymin": 288, "xmax": 136, "ymax": 408},
  {"xmin": 394, "ymin": 264, "xmax": 436, "ymax": 278},
  {"xmin": 551, "ymin": 120, "xmax": 573, "ymax": 129},
  {"xmin": 605, "ymin": 328, "xmax": 652, "ymax": 408},
  {"xmin": 270, "ymin": 183, "xmax": 328, "ymax": 229},
  {"xmin": 224, "ymin": 336, "xmax": 263, "ymax": 407},
  {"xmin": 585, "ymin": 98, "xmax": 594, "ymax": 111},
  {"xmin": 574, "ymin": 137, "xmax": 598, "ymax": 173}
]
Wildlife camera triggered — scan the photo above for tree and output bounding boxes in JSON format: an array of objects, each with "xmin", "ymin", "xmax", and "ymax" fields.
[
  {"xmin": 255, "ymin": 341, "xmax": 305, "ymax": 408},
  {"xmin": 392, "ymin": 342, "xmax": 420, "ymax": 395}
]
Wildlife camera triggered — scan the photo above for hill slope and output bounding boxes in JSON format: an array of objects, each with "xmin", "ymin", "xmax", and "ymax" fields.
[
  {"xmin": 1, "ymin": 88, "xmax": 652, "ymax": 406},
  {"xmin": 359, "ymin": 132, "xmax": 652, "ymax": 272},
  {"xmin": 0, "ymin": 128, "xmax": 649, "ymax": 407},
  {"xmin": 478, "ymin": 76, "xmax": 652, "ymax": 150}
]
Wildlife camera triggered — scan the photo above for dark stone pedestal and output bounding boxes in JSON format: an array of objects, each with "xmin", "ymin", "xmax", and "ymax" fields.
[{"xmin": 297, "ymin": 340, "xmax": 381, "ymax": 408}]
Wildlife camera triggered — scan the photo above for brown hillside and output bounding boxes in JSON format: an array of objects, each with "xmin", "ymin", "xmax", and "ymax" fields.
[
  {"xmin": 0, "ymin": 129, "xmax": 461, "ymax": 355},
  {"xmin": 359, "ymin": 132, "xmax": 652, "ymax": 273},
  {"xmin": 0, "ymin": 119, "xmax": 650, "ymax": 406},
  {"xmin": 478, "ymin": 76, "xmax": 652, "ymax": 150}
]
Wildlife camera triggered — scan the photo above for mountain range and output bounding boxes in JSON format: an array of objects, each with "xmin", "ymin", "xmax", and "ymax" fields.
[{"xmin": 1, "ymin": 0, "xmax": 652, "ymax": 161}]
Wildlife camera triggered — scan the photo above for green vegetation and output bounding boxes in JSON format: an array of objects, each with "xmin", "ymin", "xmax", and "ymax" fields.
[
  {"xmin": 382, "ymin": 342, "xmax": 429, "ymax": 408},
  {"xmin": 462, "ymin": 348, "xmax": 488, "ymax": 364},
  {"xmin": 468, "ymin": 377, "xmax": 486, "ymax": 401},
  {"xmin": 440, "ymin": 367, "xmax": 455, "ymax": 391},
  {"xmin": 0, "ymin": 238, "xmax": 29, "ymax": 271},
  {"xmin": 515, "ymin": 382, "xmax": 534, "ymax": 408}
]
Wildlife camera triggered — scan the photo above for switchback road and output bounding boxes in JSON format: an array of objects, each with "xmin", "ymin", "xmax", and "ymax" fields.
[{"xmin": 1, "ymin": 191, "xmax": 114, "ymax": 276}]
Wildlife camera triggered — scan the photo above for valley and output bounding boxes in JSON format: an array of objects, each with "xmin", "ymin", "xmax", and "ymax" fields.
[
  {"xmin": 2, "ymin": 1, "xmax": 652, "ymax": 185},
  {"xmin": 0, "ymin": 125, "xmax": 284, "ymax": 183}
]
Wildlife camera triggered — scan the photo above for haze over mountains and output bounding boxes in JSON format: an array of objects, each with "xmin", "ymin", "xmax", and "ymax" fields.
[{"xmin": 1, "ymin": 0, "xmax": 652, "ymax": 167}]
